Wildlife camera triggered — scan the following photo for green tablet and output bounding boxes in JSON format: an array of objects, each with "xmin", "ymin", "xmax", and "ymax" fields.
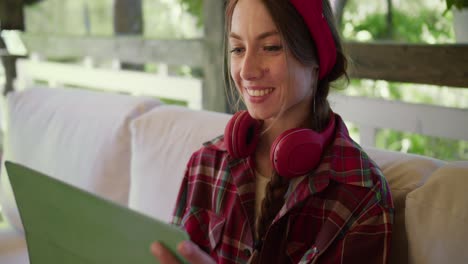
[{"xmin": 5, "ymin": 161, "xmax": 189, "ymax": 264}]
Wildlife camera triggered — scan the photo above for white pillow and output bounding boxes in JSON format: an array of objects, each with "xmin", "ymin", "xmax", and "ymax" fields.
[
  {"xmin": 364, "ymin": 147, "xmax": 446, "ymax": 264},
  {"xmin": 0, "ymin": 87, "xmax": 161, "ymax": 231},
  {"xmin": 406, "ymin": 161, "xmax": 468, "ymax": 264},
  {"xmin": 128, "ymin": 105, "xmax": 231, "ymax": 222}
]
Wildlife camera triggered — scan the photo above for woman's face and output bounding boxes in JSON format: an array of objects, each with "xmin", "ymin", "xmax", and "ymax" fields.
[{"xmin": 229, "ymin": 0, "xmax": 317, "ymax": 122}]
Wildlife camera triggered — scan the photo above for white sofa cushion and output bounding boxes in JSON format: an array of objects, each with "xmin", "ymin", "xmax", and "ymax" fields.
[
  {"xmin": 364, "ymin": 147, "xmax": 446, "ymax": 264},
  {"xmin": 128, "ymin": 105, "xmax": 231, "ymax": 222},
  {"xmin": 405, "ymin": 161, "xmax": 468, "ymax": 264},
  {"xmin": 0, "ymin": 86, "xmax": 161, "ymax": 232}
]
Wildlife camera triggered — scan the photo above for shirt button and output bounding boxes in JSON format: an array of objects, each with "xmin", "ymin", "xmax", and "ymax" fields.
[
  {"xmin": 311, "ymin": 246, "xmax": 319, "ymax": 254},
  {"xmin": 243, "ymin": 249, "xmax": 252, "ymax": 257}
]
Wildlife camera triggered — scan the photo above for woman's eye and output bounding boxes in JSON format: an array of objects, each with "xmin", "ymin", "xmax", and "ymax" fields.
[
  {"xmin": 264, "ymin": 45, "xmax": 283, "ymax": 52},
  {"xmin": 230, "ymin": 47, "xmax": 244, "ymax": 54}
]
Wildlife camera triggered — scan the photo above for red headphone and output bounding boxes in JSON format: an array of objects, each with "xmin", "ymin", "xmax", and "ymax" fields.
[{"xmin": 224, "ymin": 111, "xmax": 336, "ymax": 179}]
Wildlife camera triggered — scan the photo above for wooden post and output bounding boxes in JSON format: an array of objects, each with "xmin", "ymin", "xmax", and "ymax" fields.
[
  {"xmin": 1, "ymin": 56, "xmax": 17, "ymax": 95},
  {"xmin": 0, "ymin": 36, "xmax": 17, "ymax": 95},
  {"xmin": 0, "ymin": 0, "xmax": 25, "ymax": 95},
  {"xmin": 0, "ymin": 0, "xmax": 25, "ymax": 31},
  {"xmin": 113, "ymin": 0, "xmax": 144, "ymax": 71},
  {"xmin": 202, "ymin": 0, "xmax": 228, "ymax": 112}
]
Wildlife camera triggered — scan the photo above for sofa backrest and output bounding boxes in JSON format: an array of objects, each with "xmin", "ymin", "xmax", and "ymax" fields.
[
  {"xmin": 1, "ymin": 90, "xmax": 466, "ymax": 264},
  {"xmin": 128, "ymin": 105, "xmax": 231, "ymax": 222},
  {"xmin": 129, "ymin": 106, "xmax": 456, "ymax": 263},
  {"xmin": 0, "ymin": 86, "xmax": 161, "ymax": 231},
  {"xmin": 126, "ymin": 106, "xmax": 459, "ymax": 264}
]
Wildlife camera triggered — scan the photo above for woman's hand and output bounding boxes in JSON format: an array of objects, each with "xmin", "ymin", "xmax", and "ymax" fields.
[{"xmin": 151, "ymin": 240, "xmax": 216, "ymax": 264}]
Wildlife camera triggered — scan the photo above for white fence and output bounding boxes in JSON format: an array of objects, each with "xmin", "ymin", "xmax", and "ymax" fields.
[
  {"xmin": 15, "ymin": 58, "xmax": 203, "ymax": 110},
  {"xmin": 12, "ymin": 58, "xmax": 468, "ymax": 149},
  {"xmin": 329, "ymin": 94, "xmax": 468, "ymax": 147}
]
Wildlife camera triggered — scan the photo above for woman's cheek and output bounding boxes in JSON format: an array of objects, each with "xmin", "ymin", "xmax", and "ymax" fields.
[{"xmin": 230, "ymin": 67, "xmax": 242, "ymax": 92}]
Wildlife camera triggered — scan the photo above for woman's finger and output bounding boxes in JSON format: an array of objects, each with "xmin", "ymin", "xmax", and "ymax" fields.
[
  {"xmin": 177, "ymin": 240, "xmax": 216, "ymax": 264},
  {"xmin": 151, "ymin": 242, "xmax": 181, "ymax": 264}
]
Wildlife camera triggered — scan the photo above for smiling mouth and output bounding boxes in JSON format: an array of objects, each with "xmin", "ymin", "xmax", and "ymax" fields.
[{"xmin": 246, "ymin": 88, "xmax": 274, "ymax": 97}]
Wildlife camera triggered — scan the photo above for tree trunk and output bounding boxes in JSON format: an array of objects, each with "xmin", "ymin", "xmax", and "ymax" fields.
[
  {"xmin": 0, "ymin": 0, "xmax": 25, "ymax": 30},
  {"xmin": 386, "ymin": 0, "xmax": 394, "ymax": 40},
  {"xmin": 331, "ymin": 0, "xmax": 348, "ymax": 29},
  {"xmin": 113, "ymin": 0, "xmax": 143, "ymax": 35},
  {"xmin": 113, "ymin": 0, "xmax": 143, "ymax": 70}
]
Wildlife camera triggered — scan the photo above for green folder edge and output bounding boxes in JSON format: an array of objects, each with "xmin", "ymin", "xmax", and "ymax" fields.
[{"xmin": 5, "ymin": 161, "xmax": 189, "ymax": 264}]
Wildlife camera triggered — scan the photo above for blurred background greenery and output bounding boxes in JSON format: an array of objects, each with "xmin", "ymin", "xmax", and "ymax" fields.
[
  {"xmin": 338, "ymin": 0, "xmax": 467, "ymax": 160},
  {"xmin": 3, "ymin": 0, "xmax": 468, "ymax": 160}
]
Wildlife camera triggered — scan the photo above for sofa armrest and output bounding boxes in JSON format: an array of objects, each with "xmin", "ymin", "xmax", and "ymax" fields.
[{"xmin": 406, "ymin": 161, "xmax": 468, "ymax": 264}]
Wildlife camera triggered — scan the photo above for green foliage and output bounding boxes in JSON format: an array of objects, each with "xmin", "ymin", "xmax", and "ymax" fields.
[
  {"xmin": 178, "ymin": 0, "xmax": 203, "ymax": 27},
  {"xmin": 445, "ymin": 0, "xmax": 468, "ymax": 12},
  {"xmin": 344, "ymin": 8, "xmax": 453, "ymax": 43},
  {"xmin": 375, "ymin": 129, "xmax": 468, "ymax": 161}
]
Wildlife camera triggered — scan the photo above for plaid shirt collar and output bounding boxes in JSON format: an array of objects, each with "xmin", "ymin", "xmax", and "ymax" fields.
[{"xmin": 203, "ymin": 114, "xmax": 379, "ymax": 220}]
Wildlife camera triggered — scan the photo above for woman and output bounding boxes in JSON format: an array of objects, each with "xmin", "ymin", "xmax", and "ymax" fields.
[{"xmin": 152, "ymin": 0, "xmax": 393, "ymax": 263}]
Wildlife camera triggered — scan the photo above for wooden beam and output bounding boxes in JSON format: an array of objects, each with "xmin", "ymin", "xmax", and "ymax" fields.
[
  {"xmin": 20, "ymin": 34, "xmax": 204, "ymax": 67},
  {"xmin": 20, "ymin": 35, "xmax": 468, "ymax": 89},
  {"xmin": 202, "ymin": 0, "xmax": 227, "ymax": 112},
  {"xmin": 345, "ymin": 42, "xmax": 468, "ymax": 88}
]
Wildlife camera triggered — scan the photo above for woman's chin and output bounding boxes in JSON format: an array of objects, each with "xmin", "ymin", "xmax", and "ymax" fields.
[{"xmin": 246, "ymin": 108, "xmax": 276, "ymax": 121}]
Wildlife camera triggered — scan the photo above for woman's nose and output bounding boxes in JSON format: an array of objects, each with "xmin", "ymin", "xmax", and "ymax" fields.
[{"xmin": 240, "ymin": 52, "xmax": 264, "ymax": 81}]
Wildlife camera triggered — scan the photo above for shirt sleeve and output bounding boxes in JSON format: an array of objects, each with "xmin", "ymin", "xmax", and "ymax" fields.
[{"xmin": 171, "ymin": 154, "xmax": 193, "ymax": 226}]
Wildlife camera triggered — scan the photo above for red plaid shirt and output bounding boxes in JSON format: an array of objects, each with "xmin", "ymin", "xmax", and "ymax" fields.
[{"xmin": 172, "ymin": 114, "xmax": 394, "ymax": 263}]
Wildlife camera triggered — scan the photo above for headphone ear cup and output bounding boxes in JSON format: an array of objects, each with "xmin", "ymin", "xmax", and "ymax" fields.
[
  {"xmin": 224, "ymin": 111, "xmax": 261, "ymax": 159},
  {"xmin": 270, "ymin": 129, "xmax": 325, "ymax": 179},
  {"xmin": 270, "ymin": 114, "xmax": 336, "ymax": 179}
]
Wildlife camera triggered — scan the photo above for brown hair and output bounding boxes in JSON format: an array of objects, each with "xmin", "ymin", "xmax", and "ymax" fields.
[{"xmin": 225, "ymin": 0, "xmax": 348, "ymax": 250}]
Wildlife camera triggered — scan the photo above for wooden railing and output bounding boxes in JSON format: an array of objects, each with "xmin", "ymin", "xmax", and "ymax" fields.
[
  {"xmin": 345, "ymin": 42, "xmax": 468, "ymax": 88},
  {"xmin": 20, "ymin": 35, "xmax": 468, "ymax": 89},
  {"xmin": 19, "ymin": 35, "xmax": 205, "ymax": 67},
  {"xmin": 9, "ymin": 33, "xmax": 468, "ymax": 149}
]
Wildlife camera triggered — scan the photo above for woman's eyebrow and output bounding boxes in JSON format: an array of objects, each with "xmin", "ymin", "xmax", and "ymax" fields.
[
  {"xmin": 229, "ymin": 31, "xmax": 279, "ymax": 40},
  {"xmin": 256, "ymin": 31, "xmax": 279, "ymax": 40},
  {"xmin": 229, "ymin": 32, "xmax": 242, "ymax": 40}
]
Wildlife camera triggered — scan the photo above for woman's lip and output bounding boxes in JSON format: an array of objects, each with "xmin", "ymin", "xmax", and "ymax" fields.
[{"xmin": 245, "ymin": 86, "xmax": 273, "ymax": 90}]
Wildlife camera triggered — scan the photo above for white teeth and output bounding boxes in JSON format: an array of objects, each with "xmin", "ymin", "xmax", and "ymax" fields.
[{"xmin": 247, "ymin": 88, "xmax": 273, "ymax": 97}]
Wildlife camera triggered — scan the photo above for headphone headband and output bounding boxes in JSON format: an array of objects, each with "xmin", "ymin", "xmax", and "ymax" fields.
[{"xmin": 289, "ymin": 0, "xmax": 337, "ymax": 80}]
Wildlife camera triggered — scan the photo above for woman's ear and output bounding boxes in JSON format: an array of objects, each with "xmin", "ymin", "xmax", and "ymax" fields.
[
  {"xmin": 312, "ymin": 65, "xmax": 319, "ymax": 76},
  {"xmin": 311, "ymin": 66, "xmax": 319, "ymax": 89}
]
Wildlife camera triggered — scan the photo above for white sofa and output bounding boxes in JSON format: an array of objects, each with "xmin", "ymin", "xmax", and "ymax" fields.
[{"xmin": 0, "ymin": 87, "xmax": 467, "ymax": 264}]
